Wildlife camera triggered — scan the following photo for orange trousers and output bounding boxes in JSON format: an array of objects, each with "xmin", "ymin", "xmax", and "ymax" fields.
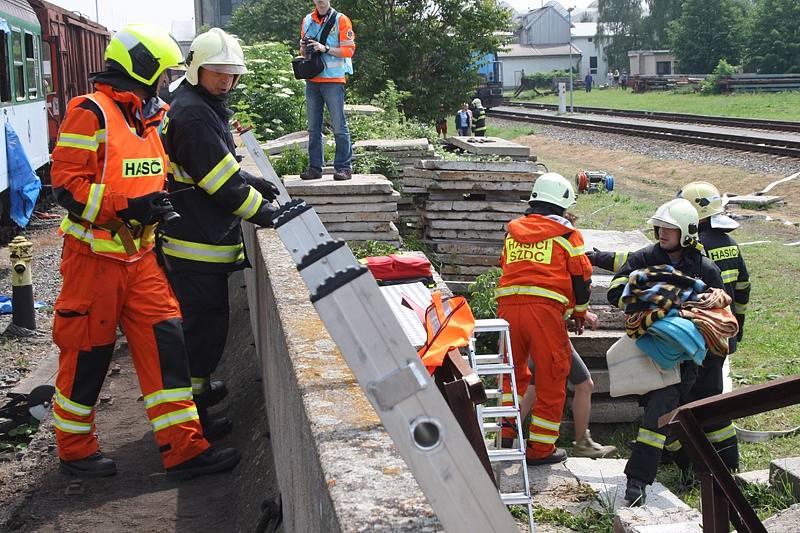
[
  {"xmin": 52, "ymin": 238, "xmax": 209, "ymax": 468},
  {"xmin": 499, "ymin": 297, "xmax": 571, "ymax": 458}
]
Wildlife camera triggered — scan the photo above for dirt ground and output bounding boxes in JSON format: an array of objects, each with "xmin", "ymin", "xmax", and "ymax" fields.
[
  {"xmin": 1, "ymin": 273, "xmax": 279, "ymax": 532},
  {"xmin": 518, "ymin": 134, "xmax": 800, "ymax": 230}
]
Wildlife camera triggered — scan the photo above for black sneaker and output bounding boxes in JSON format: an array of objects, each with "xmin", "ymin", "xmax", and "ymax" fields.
[
  {"xmin": 194, "ymin": 380, "xmax": 228, "ymax": 409},
  {"xmin": 625, "ymin": 477, "xmax": 647, "ymax": 506},
  {"xmin": 525, "ymin": 447, "xmax": 567, "ymax": 466},
  {"xmin": 300, "ymin": 167, "xmax": 323, "ymax": 180},
  {"xmin": 166, "ymin": 446, "xmax": 240, "ymax": 480},
  {"xmin": 60, "ymin": 452, "xmax": 117, "ymax": 478},
  {"xmin": 333, "ymin": 168, "xmax": 352, "ymax": 181},
  {"xmin": 202, "ymin": 415, "xmax": 233, "ymax": 441}
]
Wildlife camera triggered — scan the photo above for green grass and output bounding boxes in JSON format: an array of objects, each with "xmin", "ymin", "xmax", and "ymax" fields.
[
  {"xmin": 485, "ymin": 123, "xmax": 536, "ymax": 140},
  {"xmin": 511, "ymin": 88, "xmax": 800, "ymax": 121}
]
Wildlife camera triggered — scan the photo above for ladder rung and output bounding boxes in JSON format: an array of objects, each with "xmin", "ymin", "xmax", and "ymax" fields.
[
  {"xmin": 481, "ymin": 406, "xmax": 519, "ymax": 418},
  {"xmin": 485, "ymin": 388, "xmax": 502, "ymax": 399},
  {"xmin": 475, "ymin": 364, "xmax": 514, "ymax": 375},
  {"xmin": 474, "ymin": 354, "xmax": 503, "ymax": 364},
  {"xmin": 482, "ymin": 423, "xmax": 500, "ymax": 433},
  {"xmin": 500, "ymin": 492, "xmax": 531, "ymax": 506},
  {"xmin": 487, "ymin": 449, "xmax": 525, "ymax": 462}
]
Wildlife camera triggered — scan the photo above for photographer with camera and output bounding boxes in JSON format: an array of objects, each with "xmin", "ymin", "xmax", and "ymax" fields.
[
  {"xmin": 298, "ymin": 0, "xmax": 356, "ymax": 181},
  {"xmin": 159, "ymin": 28, "xmax": 279, "ymax": 440},
  {"xmin": 50, "ymin": 24, "xmax": 240, "ymax": 480}
]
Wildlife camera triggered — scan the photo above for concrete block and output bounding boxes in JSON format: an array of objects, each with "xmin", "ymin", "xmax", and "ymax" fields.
[
  {"xmin": 284, "ymin": 174, "xmax": 394, "ymax": 195},
  {"xmin": 260, "ymin": 130, "xmax": 309, "ymax": 155},
  {"xmin": 591, "ymin": 305, "xmax": 626, "ymax": 330},
  {"xmin": 447, "ymin": 136, "xmax": 531, "ymax": 157},
  {"xmin": 313, "ymin": 202, "xmax": 397, "ymax": 213},
  {"xmin": 735, "ymin": 469, "xmax": 771, "ymax": 488},
  {"xmin": 437, "ymin": 254, "xmax": 501, "ymax": 267},
  {"xmin": 243, "ymin": 227, "xmax": 439, "ymax": 531},
  {"xmin": 613, "ymin": 507, "xmax": 702, "ymax": 533},
  {"xmin": 426, "ymin": 219, "xmax": 508, "ymax": 231},
  {"xmin": 344, "ymin": 104, "xmax": 383, "ymax": 115},
  {"xmin": 425, "ymin": 200, "xmax": 528, "ymax": 213},
  {"xmin": 418, "ymin": 159, "xmax": 539, "ymax": 173},
  {"xmin": 404, "ymin": 177, "xmax": 533, "ymax": 192},
  {"xmin": 726, "ymin": 194, "xmax": 784, "ymax": 207},
  {"xmin": 427, "ymin": 239, "xmax": 503, "ymax": 256},
  {"xmin": 581, "ymin": 230, "xmax": 651, "ymax": 255},
  {"xmin": 770, "ymin": 457, "xmax": 800, "ymax": 500},
  {"xmin": 440, "ymin": 264, "xmax": 495, "ymax": 277},
  {"xmin": 568, "ymin": 369, "xmax": 610, "ymax": 394},
  {"xmin": 565, "ymin": 458, "xmax": 689, "ymax": 512},
  {"xmin": 763, "ymin": 503, "xmax": 800, "ymax": 533},
  {"xmin": 424, "ymin": 210, "xmax": 517, "ymax": 222},
  {"xmin": 589, "ymin": 398, "xmax": 643, "ymax": 423},
  {"xmin": 353, "ymin": 138, "xmax": 430, "ymax": 152},
  {"xmin": 325, "ymin": 221, "xmax": 395, "ymax": 233},
  {"xmin": 570, "ymin": 328, "xmax": 621, "ymax": 358},
  {"xmin": 303, "ymin": 191, "xmax": 401, "ymax": 205},
  {"xmin": 590, "ymin": 274, "xmax": 613, "ymax": 305},
  {"xmin": 404, "ymin": 167, "xmax": 536, "ymax": 183},
  {"xmin": 318, "ymin": 211, "xmax": 398, "ymax": 223},
  {"xmin": 425, "ymin": 228, "xmax": 506, "ymax": 241}
]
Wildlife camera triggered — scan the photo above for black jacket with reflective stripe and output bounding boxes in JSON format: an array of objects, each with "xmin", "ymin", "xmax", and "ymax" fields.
[{"xmin": 160, "ymin": 84, "xmax": 270, "ymax": 273}]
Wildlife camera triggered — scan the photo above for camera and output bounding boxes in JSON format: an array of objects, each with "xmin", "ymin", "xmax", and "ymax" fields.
[{"xmin": 154, "ymin": 195, "xmax": 181, "ymax": 226}]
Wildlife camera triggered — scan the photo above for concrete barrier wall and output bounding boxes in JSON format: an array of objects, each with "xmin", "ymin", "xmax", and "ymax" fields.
[{"xmin": 243, "ymin": 224, "xmax": 441, "ymax": 532}]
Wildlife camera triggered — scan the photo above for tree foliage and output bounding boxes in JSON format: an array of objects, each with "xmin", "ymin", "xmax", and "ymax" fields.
[
  {"xmin": 668, "ymin": 0, "xmax": 748, "ymax": 74},
  {"xmin": 227, "ymin": 0, "xmax": 308, "ymax": 44},
  {"xmin": 643, "ymin": 0, "xmax": 683, "ymax": 46},
  {"xmin": 596, "ymin": 0, "xmax": 645, "ymax": 71},
  {"xmin": 746, "ymin": 0, "xmax": 800, "ymax": 73},
  {"xmin": 332, "ymin": 0, "xmax": 511, "ymax": 119}
]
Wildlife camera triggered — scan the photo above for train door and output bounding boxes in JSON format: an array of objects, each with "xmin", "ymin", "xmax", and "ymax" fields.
[{"xmin": 0, "ymin": 22, "xmax": 11, "ymax": 193}]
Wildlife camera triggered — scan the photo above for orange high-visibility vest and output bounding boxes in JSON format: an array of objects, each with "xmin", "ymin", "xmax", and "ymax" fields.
[
  {"xmin": 417, "ymin": 291, "xmax": 476, "ymax": 373},
  {"xmin": 58, "ymin": 91, "xmax": 168, "ymax": 262}
]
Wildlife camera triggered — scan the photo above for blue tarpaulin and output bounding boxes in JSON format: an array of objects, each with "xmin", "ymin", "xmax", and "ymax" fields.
[
  {"xmin": 6, "ymin": 121, "xmax": 41, "ymax": 227},
  {"xmin": 0, "ymin": 296, "xmax": 45, "ymax": 314}
]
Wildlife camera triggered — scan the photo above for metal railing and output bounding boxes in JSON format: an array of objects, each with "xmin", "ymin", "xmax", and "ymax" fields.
[{"xmin": 659, "ymin": 374, "xmax": 800, "ymax": 533}]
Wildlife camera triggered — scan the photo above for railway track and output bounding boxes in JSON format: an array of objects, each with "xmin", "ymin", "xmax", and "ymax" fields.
[
  {"xmin": 505, "ymin": 101, "xmax": 800, "ymax": 133},
  {"xmin": 488, "ymin": 106, "xmax": 800, "ymax": 159}
]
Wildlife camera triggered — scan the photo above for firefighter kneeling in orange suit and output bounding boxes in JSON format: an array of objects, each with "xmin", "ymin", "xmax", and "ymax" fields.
[
  {"xmin": 495, "ymin": 173, "xmax": 593, "ymax": 465},
  {"xmin": 50, "ymin": 24, "xmax": 239, "ymax": 479}
]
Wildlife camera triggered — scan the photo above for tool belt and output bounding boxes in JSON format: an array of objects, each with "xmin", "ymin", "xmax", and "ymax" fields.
[{"xmin": 68, "ymin": 213, "xmax": 154, "ymax": 256}]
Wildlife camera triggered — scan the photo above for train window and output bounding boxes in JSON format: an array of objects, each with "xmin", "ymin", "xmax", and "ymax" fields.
[
  {"xmin": 24, "ymin": 33, "xmax": 39, "ymax": 99},
  {"xmin": 0, "ymin": 31, "xmax": 9, "ymax": 103},
  {"xmin": 12, "ymin": 30, "xmax": 24, "ymax": 100}
]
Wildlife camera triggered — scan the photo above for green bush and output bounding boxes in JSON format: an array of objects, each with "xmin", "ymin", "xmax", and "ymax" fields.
[
  {"xmin": 269, "ymin": 145, "xmax": 307, "ymax": 177},
  {"xmin": 469, "ymin": 267, "xmax": 502, "ymax": 319},
  {"xmin": 349, "ymin": 240, "xmax": 399, "ymax": 259},
  {"xmin": 522, "ymin": 70, "xmax": 570, "ymax": 89},
  {"xmin": 229, "ymin": 42, "xmax": 306, "ymax": 140},
  {"xmin": 352, "ymin": 151, "xmax": 401, "ymax": 178},
  {"xmin": 701, "ymin": 59, "xmax": 737, "ymax": 94},
  {"xmin": 348, "ymin": 81, "xmax": 437, "ymax": 144}
]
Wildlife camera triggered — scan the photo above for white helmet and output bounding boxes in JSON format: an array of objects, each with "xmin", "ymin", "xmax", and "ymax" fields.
[
  {"xmin": 472, "ymin": 98, "xmax": 482, "ymax": 108},
  {"xmin": 186, "ymin": 28, "xmax": 247, "ymax": 86},
  {"xmin": 677, "ymin": 181, "xmax": 724, "ymax": 219},
  {"xmin": 647, "ymin": 198, "xmax": 699, "ymax": 248},
  {"xmin": 529, "ymin": 172, "xmax": 576, "ymax": 210}
]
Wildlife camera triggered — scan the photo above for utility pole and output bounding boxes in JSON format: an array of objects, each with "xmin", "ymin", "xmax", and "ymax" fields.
[
  {"xmin": 567, "ymin": 7, "xmax": 574, "ymax": 113},
  {"xmin": 95, "ymin": 0, "xmax": 99, "ymax": 23}
]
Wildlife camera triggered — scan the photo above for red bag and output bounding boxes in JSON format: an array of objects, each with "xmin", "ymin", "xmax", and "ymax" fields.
[{"xmin": 364, "ymin": 254, "xmax": 432, "ymax": 282}]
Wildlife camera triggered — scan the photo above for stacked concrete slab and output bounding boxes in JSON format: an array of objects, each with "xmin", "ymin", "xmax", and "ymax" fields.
[
  {"xmin": 353, "ymin": 138, "xmax": 436, "ymax": 168},
  {"xmin": 447, "ymin": 136, "xmax": 532, "ymax": 161},
  {"xmin": 405, "ymin": 159, "xmax": 540, "ymax": 280},
  {"xmin": 283, "ymin": 174, "xmax": 401, "ymax": 246}
]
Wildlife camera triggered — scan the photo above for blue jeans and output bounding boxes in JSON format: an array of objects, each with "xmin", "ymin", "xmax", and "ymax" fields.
[{"xmin": 306, "ymin": 81, "xmax": 352, "ymax": 171}]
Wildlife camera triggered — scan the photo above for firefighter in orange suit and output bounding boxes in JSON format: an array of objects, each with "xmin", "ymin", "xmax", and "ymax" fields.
[
  {"xmin": 495, "ymin": 173, "xmax": 593, "ymax": 465},
  {"xmin": 50, "ymin": 24, "xmax": 239, "ymax": 479}
]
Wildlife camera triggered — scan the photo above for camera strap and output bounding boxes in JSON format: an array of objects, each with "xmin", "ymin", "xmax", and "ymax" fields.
[{"xmin": 314, "ymin": 9, "xmax": 338, "ymax": 47}]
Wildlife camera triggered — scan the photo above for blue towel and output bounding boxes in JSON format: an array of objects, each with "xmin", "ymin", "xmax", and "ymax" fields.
[
  {"xmin": 0, "ymin": 296, "xmax": 45, "ymax": 314},
  {"xmin": 6, "ymin": 121, "xmax": 41, "ymax": 228},
  {"xmin": 635, "ymin": 314, "xmax": 707, "ymax": 370}
]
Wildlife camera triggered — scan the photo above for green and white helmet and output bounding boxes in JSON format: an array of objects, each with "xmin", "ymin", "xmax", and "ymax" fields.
[
  {"xmin": 104, "ymin": 24, "xmax": 184, "ymax": 86},
  {"xmin": 529, "ymin": 172, "xmax": 576, "ymax": 210}
]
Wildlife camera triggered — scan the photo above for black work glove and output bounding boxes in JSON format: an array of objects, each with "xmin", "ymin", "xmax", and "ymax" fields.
[
  {"xmin": 735, "ymin": 313, "xmax": 745, "ymax": 342},
  {"xmin": 248, "ymin": 205, "xmax": 277, "ymax": 229},
  {"xmin": 118, "ymin": 191, "xmax": 173, "ymax": 224},
  {"xmin": 242, "ymin": 170, "xmax": 280, "ymax": 203},
  {"xmin": 586, "ymin": 247, "xmax": 599, "ymax": 266}
]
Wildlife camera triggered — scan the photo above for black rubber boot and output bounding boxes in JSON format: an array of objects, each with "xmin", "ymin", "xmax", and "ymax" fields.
[
  {"xmin": 166, "ymin": 446, "xmax": 241, "ymax": 480},
  {"xmin": 60, "ymin": 452, "xmax": 117, "ymax": 478},
  {"xmin": 201, "ymin": 412, "xmax": 233, "ymax": 441},
  {"xmin": 194, "ymin": 380, "xmax": 228, "ymax": 409},
  {"xmin": 525, "ymin": 447, "xmax": 567, "ymax": 466},
  {"xmin": 300, "ymin": 167, "xmax": 323, "ymax": 180},
  {"xmin": 625, "ymin": 477, "xmax": 647, "ymax": 506}
]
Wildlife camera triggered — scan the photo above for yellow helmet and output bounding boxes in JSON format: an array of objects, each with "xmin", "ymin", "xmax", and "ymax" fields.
[
  {"xmin": 677, "ymin": 181, "xmax": 724, "ymax": 220},
  {"xmin": 105, "ymin": 24, "xmax": 185, "ymax": 86}
]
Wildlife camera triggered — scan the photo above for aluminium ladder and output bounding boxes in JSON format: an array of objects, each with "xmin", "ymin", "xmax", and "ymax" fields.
[
  {"xmin": 235, "ymin": 124, "xmax": 517, "ymax": 532},
  {"xmin": 468, "ymin": 318, "xmax": 535, "ymax": 532}
]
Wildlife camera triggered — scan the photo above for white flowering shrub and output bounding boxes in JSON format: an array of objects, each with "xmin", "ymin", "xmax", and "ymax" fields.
[{"xmin": 230, "ymin": 42, "xmax": 306, "ymax": 140}]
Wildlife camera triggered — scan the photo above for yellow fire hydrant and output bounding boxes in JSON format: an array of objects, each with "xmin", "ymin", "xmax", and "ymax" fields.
[{"xmin": 9, "ymin": 235, "xmax": 35, "ymax": 330}]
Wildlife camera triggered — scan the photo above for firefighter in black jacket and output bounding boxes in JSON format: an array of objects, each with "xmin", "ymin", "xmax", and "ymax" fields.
[
  {"xmin": 677, "ymin": 181, "xmax": 749, "ymax": 471},
  {"xmin": 160, "ymin": 28, "xmax": 278, "ymax": 438},
  {"xmin": 591, "ymin": 199, "xmax": 724, "ymax": 506}
]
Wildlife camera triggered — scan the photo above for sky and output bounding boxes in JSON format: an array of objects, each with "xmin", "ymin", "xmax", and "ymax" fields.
[
  {"xmin": 505, "ymin": 0, "xmax": 596, "ymax": 13},
  {"xmin": 47, "ymin": 0, "xmax": 195, "ymax": 37}
]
